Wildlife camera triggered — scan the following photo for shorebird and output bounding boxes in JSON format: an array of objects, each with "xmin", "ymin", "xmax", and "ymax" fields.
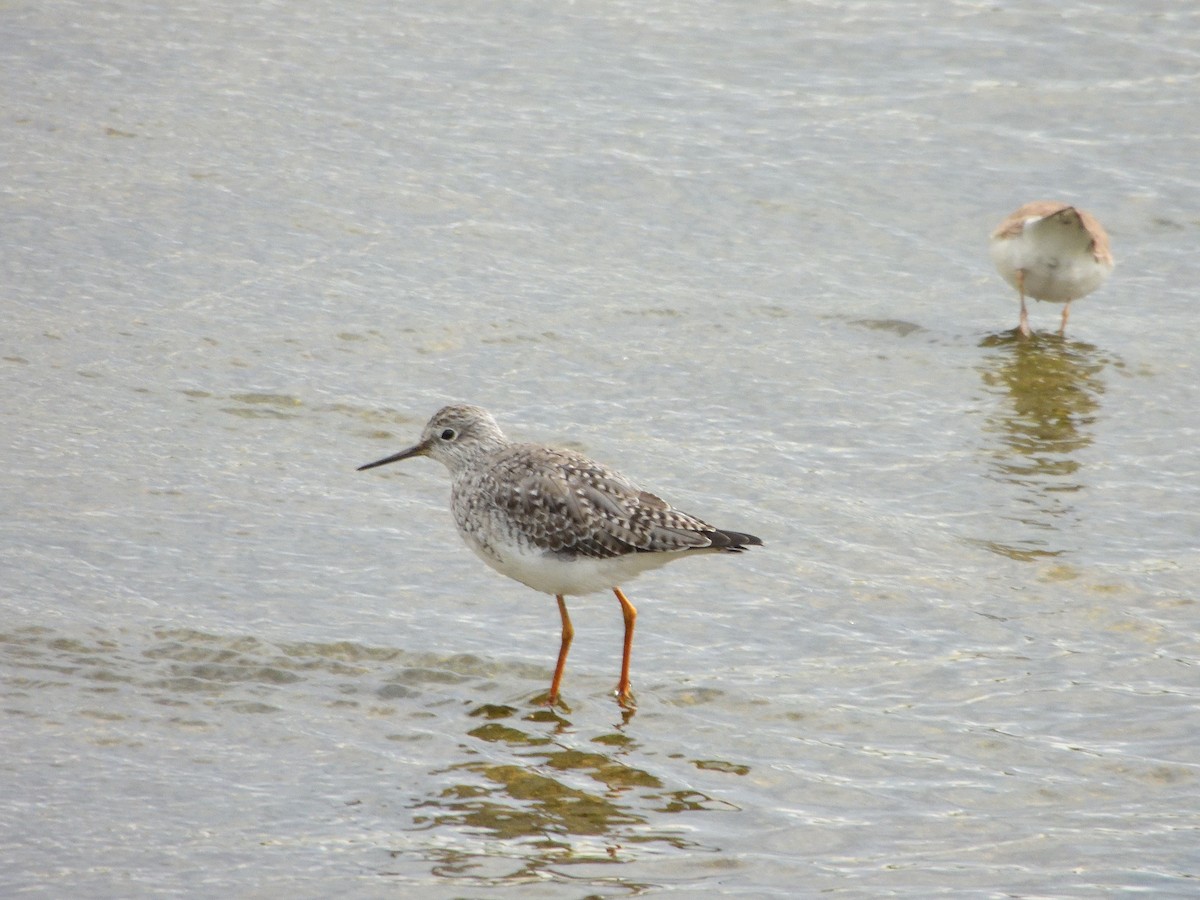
[
  {"xmin": 358, "ymin": 404, "xmax": 762, "ymax": 708},
  {"xmin": 989, "ymin": 201, "xmax": 1114, "ymax": 337}
]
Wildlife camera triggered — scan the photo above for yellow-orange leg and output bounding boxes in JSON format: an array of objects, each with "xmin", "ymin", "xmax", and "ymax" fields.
[
  {"xmin": 547, "ymin": 594, "xmax": 574, "ymax": 706},
  {"xmin": 613, "ymin": 587, "xmax": 638, "ymax": 706},
  {"xmin": 1059, "ymin": 302, "xmax": 1071, "ymax": 336},
  {"xmin": 1016, "ymin": 270, "xmax": 1032, "ymax": 337}
]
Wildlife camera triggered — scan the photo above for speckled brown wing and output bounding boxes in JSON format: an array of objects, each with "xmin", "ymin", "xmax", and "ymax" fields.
[
  {"xmin": 991, "ymin": 200, "xmax": 1071, "ymax": 240},
  {"xmin": 1072, "ymin": 207, "xmax": 1114, "ymax": 266},
  {"xmin": 488, "ymin": 445, "xmax": 733, "ymax": 560}
]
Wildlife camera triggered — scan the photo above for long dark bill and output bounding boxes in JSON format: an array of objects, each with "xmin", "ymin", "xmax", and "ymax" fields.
[{"xmin": 356, "ymin": 441, "xmax": 429, "ymax": 471}]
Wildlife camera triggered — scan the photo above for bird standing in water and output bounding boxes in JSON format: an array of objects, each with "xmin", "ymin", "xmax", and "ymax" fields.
[
  {"xmin": 358, "ymin": 404, "xmax": 762, "ymax": 708},
  {"xmin": 990, "ymin": 201, "xmax": 1114, "ymax": 337}
]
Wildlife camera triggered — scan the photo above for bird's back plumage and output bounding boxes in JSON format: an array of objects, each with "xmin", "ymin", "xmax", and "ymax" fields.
[{"xmin": 457, "ymin": 443, "xmax": 754, "ymax": 558}]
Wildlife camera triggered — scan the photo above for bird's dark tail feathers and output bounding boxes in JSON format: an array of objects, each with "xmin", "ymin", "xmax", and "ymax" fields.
[{"xmin": 707, "ymin": 529, "xmax": 763, "ymax": 552}]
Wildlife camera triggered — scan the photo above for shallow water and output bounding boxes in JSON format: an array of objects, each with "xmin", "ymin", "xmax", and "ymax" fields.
[{"xmin": 4, "ymin": 0, "xmax": 1198, "ymax": 896}]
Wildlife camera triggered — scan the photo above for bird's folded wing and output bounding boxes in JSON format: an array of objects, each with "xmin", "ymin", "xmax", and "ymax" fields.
[{"xmin": 500, "ymin": 453, "xmax": 717, "ymax": 558}]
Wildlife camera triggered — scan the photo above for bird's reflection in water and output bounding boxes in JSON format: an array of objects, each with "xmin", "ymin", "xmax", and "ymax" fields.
[
  {"xmin": 404, "ymin": 701, "xmax": 741, "ymax": 887},
  {"xmin": 975, "ymin": 330, "xmax": 1116, "ymax": 560}
]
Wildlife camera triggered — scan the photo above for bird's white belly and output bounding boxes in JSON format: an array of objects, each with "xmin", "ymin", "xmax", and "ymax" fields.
[
  {"xmin": 1012, "ymin": 252, "xmax": 1107, "ymax": 302},
  {"xmin": 461, "ymin": 533, "xmax": 678, "ymax": 597},
  {"xmin": 990, "ymin": 222, "xmax": 1109, "ymax": 303}
]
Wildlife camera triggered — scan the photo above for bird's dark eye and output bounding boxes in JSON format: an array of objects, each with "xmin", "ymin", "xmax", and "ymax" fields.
[{"xmin": 440, "ymin": 428, "xmax": 457, "ymax": 441}]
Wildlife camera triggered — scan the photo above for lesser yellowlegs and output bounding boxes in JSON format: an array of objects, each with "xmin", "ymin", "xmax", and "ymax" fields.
[
  {"xmin": 358, "ymin": 404, "xmax": 762, "ymax": 707},
  {"xmin": 989, "ymin": 201, "xmax": 1114, "ymax": 337}
]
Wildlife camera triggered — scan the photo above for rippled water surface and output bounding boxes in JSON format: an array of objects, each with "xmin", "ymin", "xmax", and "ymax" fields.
[{"xmin": 4, "ymin": 1, "xmax": 1198, "ymax": 896}]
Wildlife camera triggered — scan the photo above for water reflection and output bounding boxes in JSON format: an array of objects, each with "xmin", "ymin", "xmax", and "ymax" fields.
[
  {"xmin": 975, "ymin": 331, "xmax": 1115, "ymax": 560},
  {"xmin": 4, "ymin": 624, "xmax": 752, "ymax": 890},
  {"xmin": 408, "ymin": 701, "xmax": 741, "ymax": 886}
]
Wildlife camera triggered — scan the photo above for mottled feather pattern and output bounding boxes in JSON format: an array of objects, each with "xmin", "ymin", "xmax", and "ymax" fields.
[{"xmin": 454, "ymin": 443, "xmax": 743, "ymax": 561}]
